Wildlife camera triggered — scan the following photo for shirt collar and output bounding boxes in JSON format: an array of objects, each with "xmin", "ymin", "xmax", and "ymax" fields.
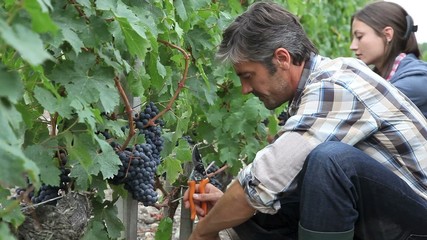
[{"xmin": 288, "ymin": 54, "xmax": 323, "ymax": 111}]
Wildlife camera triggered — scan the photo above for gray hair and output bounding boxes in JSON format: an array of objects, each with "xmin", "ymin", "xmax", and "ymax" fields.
[{"xmin": 216, "ymin": 1, "xmax": 318, "ymax": 74}]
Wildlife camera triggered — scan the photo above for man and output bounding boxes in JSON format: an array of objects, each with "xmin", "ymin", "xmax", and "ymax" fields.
[{"xmin": 185, "ymin": 2, "xmax": 427, "ymax": 240}]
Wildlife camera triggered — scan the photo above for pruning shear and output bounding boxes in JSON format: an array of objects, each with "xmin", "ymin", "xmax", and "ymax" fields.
[{"xmin": 187, "ymin": 144, "xmax": 210, "ymax": 221}]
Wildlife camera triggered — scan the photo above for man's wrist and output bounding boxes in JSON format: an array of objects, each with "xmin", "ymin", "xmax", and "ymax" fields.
[{"xmin": 193, "ymin": 219, "xmax": 219, "ymax": 239}]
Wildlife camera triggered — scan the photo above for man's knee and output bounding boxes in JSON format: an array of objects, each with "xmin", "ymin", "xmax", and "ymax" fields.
[{"xmin": 306, "ymin": 141, "xmax": 354, "ymax": 167}]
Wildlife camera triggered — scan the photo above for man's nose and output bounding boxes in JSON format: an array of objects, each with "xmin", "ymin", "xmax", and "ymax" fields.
[{"xmin": 241, "ymin": 81, "xmax": 253, "ymax": 94}]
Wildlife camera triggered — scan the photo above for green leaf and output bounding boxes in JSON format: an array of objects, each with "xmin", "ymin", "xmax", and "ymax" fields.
[
  {"xmin": 155, "ymin": 217, "xmax": 173, "ymax": 240},
  {"xmin": 224, "ymin": 111, "xmax": 245, "ymax": 137},
  {"xmin": 70, "ymin": 164, "xmax": 90, "ymax": 191},
  {"xmin": 33, "ymin": 86, "xmax": 74, "ymax": 118},
  {"xmin": 114, "ymin": 2, "xmax": 149, "ymax": 58},
  {"xmin": 206, "ymin": 108, "xmax": 225, "ymax": 128},
  {"xmin": 0, "ymin": 222, "xmax": 17, "ymax": 240},
  {"xmin": 25, "ymin": 144, "xmax": 61, "ymax": 186},
  {"xmin": 0, "ymin": 200, "xmax": 25, "ymax": 227},
  {"xmin": 93, "ymin": 139, "xmax": 121, "ymax": 179},
  {"xmin": 49, "ymin": 63, "xmax": 119, "ymax": 113},
  {"xmin": 94, "ymin": 0, "xmax": 116, "ymax": 11},
  {"xmin": 37, "ymin": 0, "xmax": 53, "ymax": 12},
  {"xmin": 0, "ymin": 21, "xmax": 53, "ymax": 66},
  {"xmin": 267, "ymin": 114, "xmax": 279, "ymax": 137},
  {"xmin": 159, "ymin": 157, "xmax": 182, "ymax": 184},
  {"xmin": 0, "ymin": 140, "xmax": 39, "ymax": 187},
  {"xmin": 23, "ymin": 0, "xmax": 58, "ymax": 33},
  {"xmin": 67, "ymin": 133, "xmax": 94, "ymax": 170},
  {"xmin": 0, "ymin": 66, "xmax": 24, "ymax": 103},
  {"xmin": 175, "ymin": 141, "xmax": 192, "ymax": 162},
  {"xmin": 82, "ymin": 220, "xmax": 110, "ymax": 240},
  {"xmin": 76, "ymin": 0, "xmax": 91, "ymax": 9},
  {"xmin": 61, "ymin": 27, "xmax": 84, "ymax": 55},
  {"xmin": 103, "ymin": 204, "xmax": 124, "ymax": 238},
  {"xmin": 0, "ymin": 102, "xmax": 22, "ymax": 146},
  {"xmin": 174, "ymin": 0, "xmax": 187, "ymax": 21},
  {"xmin": 157, "ymin": 59, "xmax": 167, "ymax": 78}
]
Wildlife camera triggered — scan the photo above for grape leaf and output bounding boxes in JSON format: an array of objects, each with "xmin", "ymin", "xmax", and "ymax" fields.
[
  {"xmin": 24, "ymin": 144, "xmax": 61, "ymax": 187},
  {"xmin": 67, "ymin": 133, "xmax": 94, "ymax": 170},
  {"xmin": 114, "ymin": 2, "xmax": 149, "ymax": 59},
  {"xmin": 0, "ymin": 222, "xmax": 16, "ymax": 240},
  {"xmin": 0, "ymin": 66, "xmax": 23, "ymax": 104},
  {"xmin": 0, "ymin": 140, "xmax": 39, "ymax": 187},
  {"xmin": 70, "ymin": 164, "xmax": 90, "ymax": 191},
  {"xmin": 223, "ymin": 111, "xmax": 244, "ymax": 137},
  {"xmin": 93, "ymin": 139, "xmax": 121, "ymax": 180},
  {"xmin": 174, "ymin": 0, "xmax": 187, "ymax": 21},
  {"xmin": 23, "ymin": 0, "xmax": 58, "ymax": 33},
  {"xmin": 33, "ymin": 86, "xmax": 74, "ymax": 118},
  {"xmin": 102, "ymin": 204, "xmax": 124, "ymax": 239},
  {"xmin": 94, "ymin": 0, "xmax": 116, "ymax": 11},
  {"xmin": 49, "ymin": 63, "xmax": 119, "ymax": 113},
  {"xmin": 82, "ymin": 220, "xmax": 110, "ymax": 240},
  {"xmin": 158, "ymin": 156, "xmax": 182, "ymax": 184},
  {"xmin": 61, "ymin": 27, "xmax": 84, "ymax": 55},
  {"xmin": 155, "ymin": 217, "xmax": 173, "ymax": 240},
  {"xmin": 0, "ymin": 199, "xmax": 25, "ymax": 227},
  {"xmin": 0, "ymin": 21, "xmax": 53, "ymax": 66}
]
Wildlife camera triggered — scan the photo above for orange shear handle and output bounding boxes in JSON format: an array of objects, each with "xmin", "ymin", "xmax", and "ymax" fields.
[
  {"xmin": 199, "ymin": 178, "xmax": 210, "ymax": 215},
  {"xmin": 187, "ymin": 180, "xmax": 196, "ymax": 221}
]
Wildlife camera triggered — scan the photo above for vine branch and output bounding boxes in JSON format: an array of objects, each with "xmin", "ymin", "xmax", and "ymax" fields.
[
  {"xmin": 144, "ymin": 39, "xmax": 191, "ymax": 127},
  {"xmin": 114, "ymin": 76, "xmax": 135, "ymax": 150},
  {"xmin": 68, "ymin": 0, "xmax": 90, "ymax": 23}
]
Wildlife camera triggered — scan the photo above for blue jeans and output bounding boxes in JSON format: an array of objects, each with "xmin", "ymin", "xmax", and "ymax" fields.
[{"xmin": 233, "ymin": 141, "xmax": 427, "ymax": 240}]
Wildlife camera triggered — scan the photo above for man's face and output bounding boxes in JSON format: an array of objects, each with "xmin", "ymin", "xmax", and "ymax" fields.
[{"xmin": 234, "ymin": 61, "xmax": 292, "ymax": 110}]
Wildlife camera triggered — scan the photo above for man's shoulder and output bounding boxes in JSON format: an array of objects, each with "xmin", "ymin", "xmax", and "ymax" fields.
[
  {"xmin": 309, "ymin": 56, "xmax": 376, "ymax": 82},
  {"xmin": 320, "ymin": 56, "xmax": 368, "ymax": 69}
]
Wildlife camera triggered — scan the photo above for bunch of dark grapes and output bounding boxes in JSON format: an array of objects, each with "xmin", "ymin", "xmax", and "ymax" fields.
[
  {"xmin": 180, "ymin": 135, "xmax": 224, "ymax": 190},
  {"xmin": 111, "ymin": 144, "xmax": 159, "ymax": 206},
  {"xmin": 205, "ymin": 164, "xmax": 223, "ymax": 190},
  {"xmin": 134, "ymin": 101, "xmax": 164, "ymax": 162},
  {"xmin": 278, "ymin": 111, "xmax": 289, "ymax": 126},
  {"xmin": 14, "ymin": 150, "xmax": 71, "ymax": 205},
  {"xmin": 109, "ymin": 102, "xmax": 164, "ymax": 206}
]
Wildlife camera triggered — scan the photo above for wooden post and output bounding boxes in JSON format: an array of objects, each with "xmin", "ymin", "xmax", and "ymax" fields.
[
  {"xmin": 179, "ymin": 161, "xmax": 194, "ymax": 239},
  {"xmin": 116, "ymin": 95, "xmax": 140, "ymax": 239},
  {"xmin": 117, "ymin": 197, "xmax": 139, "ymax": 239}
]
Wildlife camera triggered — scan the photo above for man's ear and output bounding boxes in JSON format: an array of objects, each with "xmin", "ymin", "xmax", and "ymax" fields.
[
  {"xmin": 383, "ymin": 26, "xmax": 394, "ymax": 43},
  {"xmin": 274, "ymin": 48, "xmax": 291, "ymax": 70}
]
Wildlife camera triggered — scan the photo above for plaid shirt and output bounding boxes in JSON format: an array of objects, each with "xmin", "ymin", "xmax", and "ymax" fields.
[{"xmin": 238, "ymin": 55, "xmax": 427, "ymax": 214}]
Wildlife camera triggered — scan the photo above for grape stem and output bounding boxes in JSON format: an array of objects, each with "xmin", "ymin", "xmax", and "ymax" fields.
[
  {"xmin": 143, "ymin": 39, "xmax": 191, "ymax": 128},
  {"xmin": 206, "ymin": 164, "xmax": 229, "ymax": 178},
  {"xmin": 114, "ymin": 75, "xmax": 135, "ymax": 150}
]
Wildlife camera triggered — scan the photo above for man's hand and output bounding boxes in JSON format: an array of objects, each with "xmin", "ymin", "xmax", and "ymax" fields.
[
  {"xmin": 186, "ymin": 181, "xmax": 256, "ymax": 240},
  {"xmin": 184, "ymin": 183, "xmax": 223, "ymax": 219}
]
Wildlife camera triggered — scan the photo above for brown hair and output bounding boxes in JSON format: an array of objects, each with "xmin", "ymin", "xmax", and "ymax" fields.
[{"xmin": 351, "ymin": 1, "xmax": 420, "ymax": 78}]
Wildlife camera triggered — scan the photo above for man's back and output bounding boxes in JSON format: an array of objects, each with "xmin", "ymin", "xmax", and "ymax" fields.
[{"xmin": 283, "ymin": 55, "xmax": 427, "ymax": 198}]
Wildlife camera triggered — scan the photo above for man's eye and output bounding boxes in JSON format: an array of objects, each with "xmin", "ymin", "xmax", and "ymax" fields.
[{"xmin": 242, "ymin": 74, "xmax": 252, "ymax": 80}]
